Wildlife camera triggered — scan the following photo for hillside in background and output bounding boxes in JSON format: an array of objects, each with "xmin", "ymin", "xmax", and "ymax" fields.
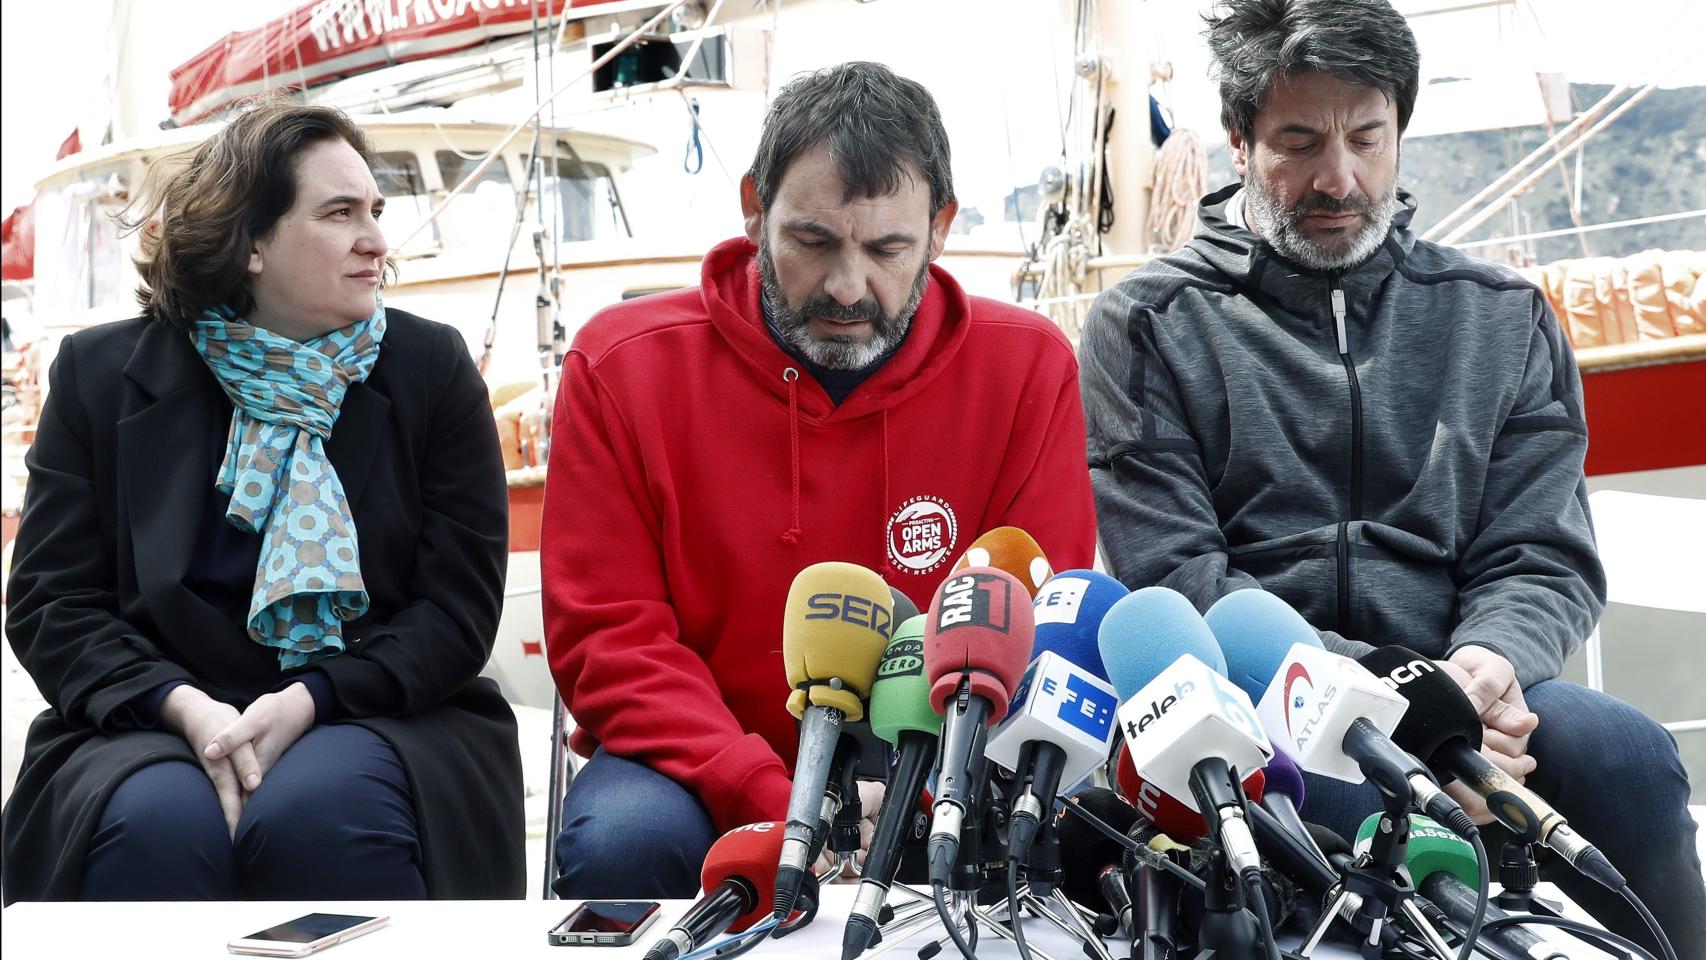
[{"xmin": 1201, "ymin": 84, "xmax": 1706, "ymax": 264}]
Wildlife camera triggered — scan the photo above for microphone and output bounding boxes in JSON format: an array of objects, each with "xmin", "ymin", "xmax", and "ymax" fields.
[
  {"xmin": 1062, "ymin": 787, "xmax": 1190, "ymax": 960},
  {"xmin": 952, "ymin": 525, "xmax": 1054, "ymax": 598},
  {"xmin": 844, "ymin": 615, "xmax": 937, "ymax": 960},
  {"xmin": 1361, "ymin": 646, "xmax": 1625, "ymax": 891},
  {"xmin": 775, "ymin": 563, "xmax": 896, "ymax": 918},
  {"xmin": 1056, "ymin": 788, "xmax": 1140, "ymax": 924},
  {"xmin": 1032, "ymin": 569, "xmax": 1129, "ymax": 683},
  {"xmin": 823, "ymin": 587, "xmax": 922, "ymax": 862},
  {"xmin": 1207, "ymin": 590, "xmax": 1471, "ymax": 834},
  {"xmin": 1112, "ymin": 740, "xmax": 1266, "ymax": 844},
  {"xmin": 922, "ymin": 567, "xmax": 1034, "ymax": 884},
  {"xmin": 644, "ymin": 821, "xmax": 797, "ymax": 960},
  {"xmin": 1098, "ymin": 587, "xmax": 1272, "ymax": 880},
  {"xmin": 985, "ymin": 586, "xmax": 1122, "ymax": 861},
  {"xmin": 1257, "ymin": 752, "xmax": 1323, "ymax": 858},
  {"xmin": 889, "ymin": 585, "xmax": 920, "ymax": 624},
  {"xmin": 1354, "ymin": 813, "xmax": 1570, "ymax": 960}
]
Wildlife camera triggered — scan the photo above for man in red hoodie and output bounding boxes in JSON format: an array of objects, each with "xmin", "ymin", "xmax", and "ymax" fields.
[{"xmin": 542, "ymin": 62, "xmax": 1098, "ymax": 898}]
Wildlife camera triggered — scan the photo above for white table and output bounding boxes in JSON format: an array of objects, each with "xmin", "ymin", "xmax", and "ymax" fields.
[{"xmin": 1, "ymin": 884, "xmax": 1616, "ymax": 960}]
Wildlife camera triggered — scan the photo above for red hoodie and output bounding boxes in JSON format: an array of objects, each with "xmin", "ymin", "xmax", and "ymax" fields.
[{"xmin": 542, "ymin": 237, "xmax": 1096, "ymax": 833}]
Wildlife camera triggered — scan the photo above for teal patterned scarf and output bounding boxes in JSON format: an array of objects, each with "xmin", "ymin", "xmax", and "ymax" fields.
[{"xmin": 190, "ymin": 301, "xmax": 387, "ymax": 668}]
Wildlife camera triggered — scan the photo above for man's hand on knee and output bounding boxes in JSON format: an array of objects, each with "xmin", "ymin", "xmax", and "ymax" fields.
[
  {"xmin": 1438, "ymin": 647, "xmax": 1540, "ymax": 824},
  {"xmin": 1443, "ymin": 646, "xmax": 1540, "ymax": 751}
]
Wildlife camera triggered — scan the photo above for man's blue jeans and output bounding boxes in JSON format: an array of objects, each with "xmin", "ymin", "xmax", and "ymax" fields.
[
  {"xmin": 551, "ymin": 749, "xmax": 718, "ymax": 900},
  {"xmin": 1302, "ymin": 680, "xmax": 1704, "ymax": 959}
]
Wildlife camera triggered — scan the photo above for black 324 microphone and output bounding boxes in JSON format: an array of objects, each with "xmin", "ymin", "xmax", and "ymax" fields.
[{"xmin": 1361, "ymin": 646, "xmax": 1626, "ymax": 891}]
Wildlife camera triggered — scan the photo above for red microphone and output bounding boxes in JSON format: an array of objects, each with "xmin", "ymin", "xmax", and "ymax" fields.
[
  {"xmin": 922, "ymin": 566, "xmax": 1034, "ymax": 884},
  {"xmin": 1114, "ymin": 741, "xmax": 1265, "ymax": 843},
  {"xmin": 643, "ymin": 822, "xmax": 799, "ymax": 960}
]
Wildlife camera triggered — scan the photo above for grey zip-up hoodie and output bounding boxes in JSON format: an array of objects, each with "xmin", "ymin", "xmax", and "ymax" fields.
[{"xmin": 1080, "ymin": 183, "xmax": 1605, "ymax": 687}]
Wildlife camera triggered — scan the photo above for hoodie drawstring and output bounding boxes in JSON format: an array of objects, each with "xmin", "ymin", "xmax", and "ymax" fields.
[
  {"xmin": 880, "ymin": 410, "xmax": 892, "ymax": 571},
  {"xmin": 781, "ymin": 367, "xmax": 802, "ymax": 545}
]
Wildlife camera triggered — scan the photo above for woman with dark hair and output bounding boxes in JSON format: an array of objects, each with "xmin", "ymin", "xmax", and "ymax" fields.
[{"xmin": 1, "ymin": 99, "xmax": 524, "ymax": 902}]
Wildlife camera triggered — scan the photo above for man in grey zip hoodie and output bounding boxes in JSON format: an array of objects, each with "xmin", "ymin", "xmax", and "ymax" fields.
[{"xmin": 1080, "ymin": 0, "xmax": 1703, "ymax": 952}]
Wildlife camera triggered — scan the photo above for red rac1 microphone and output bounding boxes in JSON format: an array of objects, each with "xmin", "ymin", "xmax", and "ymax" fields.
[
  {"xmin": 1361, "ymin": 645, "xmax": 1626, "ymax": 891},
  {"xmin": 922, "ymin": 566, "xmax": 1034, "ymax": 884},
  {"xmin": 644, "ymin": 822, "xmax": 800, "ymax": 960}
]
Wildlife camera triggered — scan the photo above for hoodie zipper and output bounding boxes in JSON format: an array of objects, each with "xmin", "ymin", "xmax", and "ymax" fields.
[{"xmin": 1330, "ymin": 280, "xmax": 1363, "ymax": 634}]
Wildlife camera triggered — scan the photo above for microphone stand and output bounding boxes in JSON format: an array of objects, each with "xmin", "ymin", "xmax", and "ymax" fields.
[
  {"xmin": 1301, "ymin": 783, "xmax": 1436, "ymax": 960},
  {"xmin": 1127, "ymin": 838, "xmax": 1186, "ymax": 960},
  {"xmin": 1003, "ymin": 818, "xmax": 1120, "ymax": 960},
  {"xmin": 1196, "ymin": 840, "xmax": 1262, "ymax": 960},
  {"xmin": 1494, "ymin": 843, "xmax": 1567, "ymax": 919}
]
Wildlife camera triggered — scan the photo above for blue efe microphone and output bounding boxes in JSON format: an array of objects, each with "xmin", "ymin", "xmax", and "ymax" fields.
[
  {"xmin": 1031, "ymin": 569, "xmax": 1128, "ymax": 682},
  {"xmin": 986, "ymin": 571, "xmax": 1127, "ymax": 860}
]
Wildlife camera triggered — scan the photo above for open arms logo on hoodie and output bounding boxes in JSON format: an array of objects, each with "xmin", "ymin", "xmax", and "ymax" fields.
[{"xmin": 887, "ymin": 495, "xmax": 958, "ymax": 574}]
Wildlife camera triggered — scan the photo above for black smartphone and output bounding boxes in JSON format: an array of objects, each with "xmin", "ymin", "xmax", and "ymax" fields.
[{"xmin": 548, "ymin": 899, "xmax": 663, "ymax": 947}]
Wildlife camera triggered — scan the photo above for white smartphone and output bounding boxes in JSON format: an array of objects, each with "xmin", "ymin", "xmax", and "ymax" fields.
[{"xmin": 228, "ymin": 913, "xmax": 389, "ymax": 957}]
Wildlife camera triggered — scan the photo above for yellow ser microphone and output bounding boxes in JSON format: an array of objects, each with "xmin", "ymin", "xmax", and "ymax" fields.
[{"xmin": 774, "ymin": 561, "xmax": 894, "ymax": 918}]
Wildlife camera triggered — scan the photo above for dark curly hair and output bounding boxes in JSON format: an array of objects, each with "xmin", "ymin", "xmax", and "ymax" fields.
[
  {"xmin": 748, "ymin": 61, "xmax": 955, "ymax": 217},
  {"xmin": 1204, "ymin": 0, "xmax": 1420, "ymax": 142},
  {"xmin": 119, "ymin": 98, "xmax": 395, "ymax": 326}
]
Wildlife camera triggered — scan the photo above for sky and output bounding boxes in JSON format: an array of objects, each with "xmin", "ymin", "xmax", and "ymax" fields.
[{"xmin": 3, "ymin": 0, "xmax": 1703, "ymax": 215}]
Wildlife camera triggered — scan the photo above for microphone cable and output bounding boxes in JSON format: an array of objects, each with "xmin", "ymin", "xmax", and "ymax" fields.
[
  {"xmin": 677, "ymin": 916, "xmax": 777, "ymax": 960},
  {"xmin": 1441, "ymin": 911, "xmax": 1665, "ymax": 960},
  {"xmin": 1456, "ymin": 828, "xmax": 1491, "ymax": 960},
  {"xmin": 1005, "ymin": 857, "xmax": 1036, "ymax": 960},
  {"xmin": 1054, "ymin": 797, "xmax": 1207, "ymax": 892},
  {"xmin": 1620, "ymin": 885, "xmax": 1679, "ymax": 960},
  {"xmin": 931, "ymin": 880, "xmax": 981, "ymax": 960},
  {"xmin": 1243, "ymin": 873, "xmax": 1282, "ymax": 960}
]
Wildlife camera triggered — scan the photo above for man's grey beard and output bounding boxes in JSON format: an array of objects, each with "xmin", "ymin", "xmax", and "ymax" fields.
[
  {"xmin": 758, "ymin": 238, "xmax": 928, "ymax": 371},
  {"xmin": 1243, "ymin": 173, "xmax": 1398, "ymax": 272}
]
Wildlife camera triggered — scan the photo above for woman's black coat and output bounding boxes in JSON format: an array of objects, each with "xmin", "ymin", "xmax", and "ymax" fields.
[{"xmin": 2, "ymin": 309, "xmax": 524, "ymax": 901}]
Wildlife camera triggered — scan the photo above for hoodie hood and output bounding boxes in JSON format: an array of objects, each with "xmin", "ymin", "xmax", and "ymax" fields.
[
  {"xmin": 698, "ymin": 237, "xmax": 972, "ymax": 423},
  {"xmin": 1189, "ymin": 182, "xmax": 1421, "ymax": 323}
]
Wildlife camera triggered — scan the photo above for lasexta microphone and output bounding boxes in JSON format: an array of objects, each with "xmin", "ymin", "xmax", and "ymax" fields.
[
  {"xmin": 775, "ymin": 563, "xmax": 895, "ymax": 918},
  {"xmin": 1355, "ymin": 813, "xmax": 1570, "ymax": 960},
  {"xmin": 644, "ymin": 821, "xmax": 797, "ymax": 960},
  {"xmin": 952, "ymin": 526, "xmax": 1054, "ymax": 598},
  {"xmin": 1419, "ymin": 881, "xmax": 1566, "ymax": 960},
  {"xmin": 843, "ymin": 615, "xmax": 937, "ymax": 960},
  {"xmin": 922, "ymin": 567, "xmax": 1033, "ymax": 884},
  {"xmin": 1361, "ymin": 646, "xmax": 1624, "ymax": 890}
]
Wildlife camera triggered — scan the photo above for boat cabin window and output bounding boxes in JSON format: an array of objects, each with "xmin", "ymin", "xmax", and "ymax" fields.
[
  {"xmin": 435, "ymin": 150, "xmax": 520, "ymax": 250},
  {"xmin": 373, "ymin": 151, "xmax": 438, "ymax": 251},
  {"xmin": 526, "ymin": 148, "xmax": 631, "ymax": 243}
]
